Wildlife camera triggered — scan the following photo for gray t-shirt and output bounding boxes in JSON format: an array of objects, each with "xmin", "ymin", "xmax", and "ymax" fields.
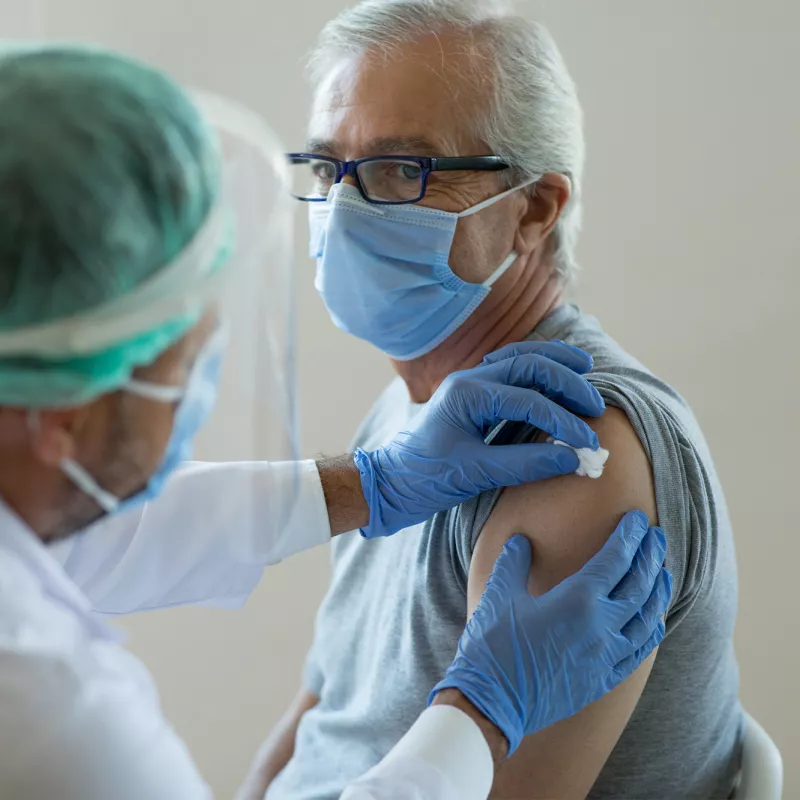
[{"xmin": 268, "ymin": 305, "xmax": 743, "ymax": 800}]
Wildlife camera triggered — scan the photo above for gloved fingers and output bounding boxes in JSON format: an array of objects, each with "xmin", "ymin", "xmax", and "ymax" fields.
[
  {"xmin": 619, "ymin": 568, "xmax": 673, "ymax": 650},
  {"xmin": 579, "ymin": 511, "xmax": 652, "ymax": 593},
  {"xmin": 608, "ymin": 524, "xmax": 667, "ymax": 612},
  {"xmin": 480, "ymin": 534, "xmax": 533, "ymax": 603},
  {"xmin": 491, "ymin": 534, "xmax": 533, "ymax": 589},
  {"xmin": 477, "ymin": 353, "xmax": 605, "ymax": 419},
  {"xmin": 481, "ymin": 340, "xmax": 594, "ymax": 375},
  {"xmin": 611, "ymin": 619, "xmax": 666, "ymax": 681},
  {"xmin": 472, "ymin": 382, "xmax": 599, "ymax": 450},
  {"xmin": 478, "ymin": 442, "xmax": 580, "ymax": 487}
]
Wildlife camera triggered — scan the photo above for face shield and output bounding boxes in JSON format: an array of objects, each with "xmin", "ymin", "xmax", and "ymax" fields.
[
  {"xmin": 192, "ymin": 92, "xmax": 302, "ymax": 534},
  {"xmin": 0, "ymin": 88, "xmax": 301, "ymax": 533},
  {"xmin": 192, "ymin": 91, "xmax": 298, "ymax": 460}
]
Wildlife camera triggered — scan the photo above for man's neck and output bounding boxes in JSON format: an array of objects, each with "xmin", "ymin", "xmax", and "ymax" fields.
[
  {"xmin": 392, "ymin": 253, "xmax": 564, "ymax": 403},
  {"xmin": 0, "ymin": 486, "xmax": 49, "ymax": 543}
]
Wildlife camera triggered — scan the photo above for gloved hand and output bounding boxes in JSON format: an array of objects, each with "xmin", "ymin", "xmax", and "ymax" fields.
[
  {"xmin": 355, "ymin": 340, "xmax": 605, "ymax": 539},
  {"xmin": 430, "ymin": 511, "xmax": 672, "ymax": 757}
]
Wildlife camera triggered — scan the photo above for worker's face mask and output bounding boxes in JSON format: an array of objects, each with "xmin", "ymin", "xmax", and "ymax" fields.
[
  {"xmin": 309, "ymin": 180, "xmax": 535, "ymax": 361},
  {"xmin": 56, "ymin": 325, "xmax": 227, "ymax": 515}
]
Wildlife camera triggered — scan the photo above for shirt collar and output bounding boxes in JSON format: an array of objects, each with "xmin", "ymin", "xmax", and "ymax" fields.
[
  {"xmin": 0, "ymin": 499, "xmax": 122, "ymax": 642},
  {"xmin": 530, "ymin": 303, "xmax": 583, "ymax": 342}
]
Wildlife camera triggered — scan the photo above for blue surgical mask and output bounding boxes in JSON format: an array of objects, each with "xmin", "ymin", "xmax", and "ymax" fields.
[
  {"xmin": 57, "ymin": 325, "xmax": 227, "ymax": 515},
  {"xmin": 309, "ymin": 180, "xmax": 536, "ymax": 360}
]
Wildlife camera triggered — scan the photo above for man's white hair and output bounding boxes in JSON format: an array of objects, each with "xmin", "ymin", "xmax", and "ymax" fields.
[{"xmin": 309, "ymin": 0, "xmax": 585, "ymax": 283}]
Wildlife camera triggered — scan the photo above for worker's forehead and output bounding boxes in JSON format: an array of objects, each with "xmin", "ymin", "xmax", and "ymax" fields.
[
  {"xmin": 308, "ymin": 36, "xmax": 487, "ymax": 160},
  {"xmin": 132, "ymin": 310, "xmax": 217, "ymax": 384}
]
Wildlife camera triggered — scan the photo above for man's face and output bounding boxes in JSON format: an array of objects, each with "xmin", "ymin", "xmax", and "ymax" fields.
[
  {"xmin": 26, "ymin": 312, "xmax": 217, "ymax": 539},
  {"xmin": 308, "ymin": 33, "xmax": 531, "ymax": 284},
  {"xmin": 92, "ymin": 313, "xmax": 217, "ymax": 500}
]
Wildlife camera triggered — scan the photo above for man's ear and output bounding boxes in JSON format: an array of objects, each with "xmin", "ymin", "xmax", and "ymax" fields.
[
  {"xmin": 514, "ymin": 173, "xmax": 572, "ymax": 255},
  {"xmin": 27, "ymin": 407, "xmax": 94, "ymax": 467}
]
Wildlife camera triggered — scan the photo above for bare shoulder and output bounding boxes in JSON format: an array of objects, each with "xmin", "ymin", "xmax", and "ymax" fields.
[{"xmin": 469, "ymin": 406, "xmax": 658, "ymax": 606}]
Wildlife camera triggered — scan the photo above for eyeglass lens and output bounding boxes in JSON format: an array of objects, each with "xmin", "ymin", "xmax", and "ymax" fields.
[{"xmin": 290, "ymin": 157, "xmax": 424, "ymax": 202}]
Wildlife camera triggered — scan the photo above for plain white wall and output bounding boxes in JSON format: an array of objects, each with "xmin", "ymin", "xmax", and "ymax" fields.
[{"xmin": 8, "ymin": 0, "xmax": 799, "ymax": 796}]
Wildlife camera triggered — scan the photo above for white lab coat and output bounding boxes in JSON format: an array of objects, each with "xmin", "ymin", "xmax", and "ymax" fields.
[{"xmin": 0, "ymin": 460, "xmax": 493, "ymax": 800}]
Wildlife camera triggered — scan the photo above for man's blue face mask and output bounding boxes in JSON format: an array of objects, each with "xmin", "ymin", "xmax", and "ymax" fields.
[
  {"xmin": 309, "ymin": 180, "xmax": 537, "ymax": 360},
  {"xmin": 55, "ymin": 325, "xmax": 227, "ymax": 515}
]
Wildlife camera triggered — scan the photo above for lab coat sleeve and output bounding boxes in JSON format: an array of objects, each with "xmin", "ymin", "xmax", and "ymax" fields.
[
  {"xmin": 340, "ymin": 706, "xmax": 495, "ymax": 800},
  {"xmin": 50, "ymin": 460, "xmax": 332, "ymax": 614},
  {"xmin": 0, "ymin": 649, "xmax": 213, "ymax": 800},
  {"xmin": 0, "ymin": 548, "xmax": 214, "ymax": 800}
]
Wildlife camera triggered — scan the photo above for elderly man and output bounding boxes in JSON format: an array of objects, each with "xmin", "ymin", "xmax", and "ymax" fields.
[{"xmin": 244, "ymin": 1, "xmax": 742, "ymax": 798}]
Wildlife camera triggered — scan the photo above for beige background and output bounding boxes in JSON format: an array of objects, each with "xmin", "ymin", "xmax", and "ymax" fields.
[{"xmin": 5, "ymin": 0, "xmax": 799, "ymax": 796}]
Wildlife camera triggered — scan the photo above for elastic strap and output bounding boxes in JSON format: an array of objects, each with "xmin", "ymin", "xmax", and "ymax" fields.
[
  {"xmin": 28, "ymin": 410, "xmax": 120, "ymax": 513},
  {"xmin": 457, "ymin": 177, "xmax": 540, "ymax": 218},
  {"xmin": 124, "ymin": 379, "xmax": 185, "ymax": 403},
  {"xmin": 482, "ymin": 250, "xmax": 518, "ymax": 288},
  {"xmin": 60, "ymin": 458, "xmax": 119, "ymax": 513}
]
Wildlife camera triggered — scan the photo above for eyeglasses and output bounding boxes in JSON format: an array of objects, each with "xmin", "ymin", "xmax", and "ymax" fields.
[{"xmin": 286, "ymin": 153, "xmax": 509, "ymax": 205}]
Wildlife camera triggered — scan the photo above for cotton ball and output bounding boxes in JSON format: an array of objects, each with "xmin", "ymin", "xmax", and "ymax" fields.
[{"xmin": 550, "ymin": 438, "xmax": 609, "ymax": 479}]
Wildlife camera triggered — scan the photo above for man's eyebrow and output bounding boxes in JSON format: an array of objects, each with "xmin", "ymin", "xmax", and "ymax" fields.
[
  {"xmin": 304, "ymin": 136, "xmax": 443, "ymax": 159},
  {"xmin": 305, "ymin": 139, "xmax": 338, "ymax": 156},
  {"xmin": 364, "ymin": 136, "xmax": 441, "ymax": 156}
]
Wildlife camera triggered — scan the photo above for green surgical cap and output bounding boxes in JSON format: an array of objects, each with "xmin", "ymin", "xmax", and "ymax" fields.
[{"xmin": 0, "ymin": 45, "xmax": 221, "ymax": 408}]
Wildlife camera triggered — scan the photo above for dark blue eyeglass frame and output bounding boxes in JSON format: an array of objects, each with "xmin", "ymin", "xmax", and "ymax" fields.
[{"xmin": 287, "ymin": 153, "xmax": 510, "ymax": 205}]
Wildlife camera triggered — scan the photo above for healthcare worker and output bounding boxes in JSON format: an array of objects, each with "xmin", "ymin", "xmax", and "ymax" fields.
[{"xmin": 0, "ymin": 46, "xmax": 671, "ymax": 800}]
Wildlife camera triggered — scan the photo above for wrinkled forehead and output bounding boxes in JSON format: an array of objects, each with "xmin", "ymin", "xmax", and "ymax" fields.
[{"xmin": 308, "ymin": 35, "xmax": 490, "ymax": 160}]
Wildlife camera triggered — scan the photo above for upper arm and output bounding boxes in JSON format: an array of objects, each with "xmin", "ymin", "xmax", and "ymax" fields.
[{"xmin": 468, "ymin": 407, "xmax": 659, "ymax": 799}]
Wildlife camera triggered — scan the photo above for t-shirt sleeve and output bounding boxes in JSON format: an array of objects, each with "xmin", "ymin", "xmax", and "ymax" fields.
[
  {"xmin": 587, "ymin": 374, "xmax": 714, "ymax": 629},
  {"xmin": 452, "ymin": 372, "xmax": 714, "ymax": 635}
]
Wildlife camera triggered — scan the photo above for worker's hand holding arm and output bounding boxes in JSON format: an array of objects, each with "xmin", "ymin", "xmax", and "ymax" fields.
[
  {"xmin": 323, "ymin": 339, "xmax": 604, "ymax": 536},
  {"xmin": 339, "ymin": 511, "xmax": 672, "ymax": 800}
]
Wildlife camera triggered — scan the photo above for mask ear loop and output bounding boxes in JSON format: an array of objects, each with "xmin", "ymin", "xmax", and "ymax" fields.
[
  {"xmin": 456, "ymin": 176, "xmax": 540, "ymax": 219},
  {"xmin": 123, "ymin": 323, "xmax": 228, "ymax": 404},
  {"xmin": 457, "ymin": 177, "xmax": 541, "ymax": 289},
  {"xmin": 124, "ymin": 381, "xmax": 185, "ymax": 403},
  {"xmin": 59, "ymin": 459, "xmax": 120, "ymax": 513},
  {"xmin": 482, "ymin": 250, "xmax": 519, "ymax": 288},
  {"xmin": 27, "ymin": 411, "xmax": 120, "ymax": 513}
]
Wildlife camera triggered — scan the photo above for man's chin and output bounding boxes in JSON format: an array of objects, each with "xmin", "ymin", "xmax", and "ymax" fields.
[
  {"xmin": 47, "ymin": 507, "xmax": 106, "ymax": 543},
  {"xmin": 48, "ymin": 478, "xmax": 146, "ymax": 543}
]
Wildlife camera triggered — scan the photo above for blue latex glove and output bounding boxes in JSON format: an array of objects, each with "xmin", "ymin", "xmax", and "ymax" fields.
[
  {"xmin": 355, "ymin": 340, "xmax": 605, "ymax": 539},
  {"xmin": 430, "ymin": 510, "xmax": 672, "ymax": 756}
]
